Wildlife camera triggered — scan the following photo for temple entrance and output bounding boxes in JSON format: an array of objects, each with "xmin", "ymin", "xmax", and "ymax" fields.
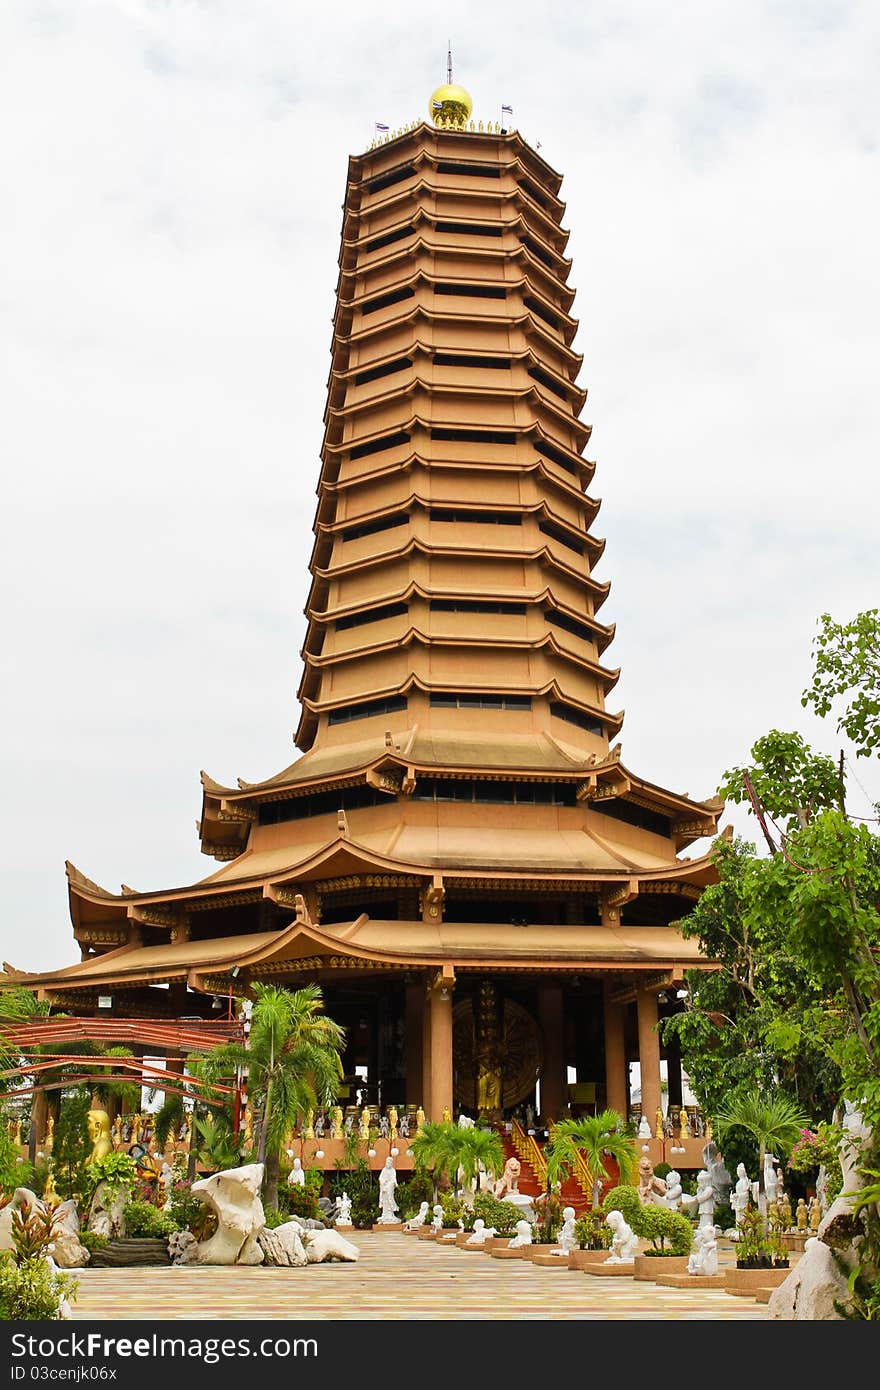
[{"xmin": 451, "ymin": 983, "xmax": 543, "ymax": 1119}]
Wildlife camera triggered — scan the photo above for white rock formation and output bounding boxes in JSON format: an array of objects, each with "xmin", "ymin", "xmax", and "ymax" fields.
[{"xmin": 185, "ymin": 1163, "xmax": 266, "ymax": 1265}]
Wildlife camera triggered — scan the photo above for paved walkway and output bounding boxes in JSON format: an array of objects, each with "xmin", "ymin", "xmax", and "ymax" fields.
[{"xmin": 69, "ymin": 1232, "xmax": 767, "ymax": 1321}]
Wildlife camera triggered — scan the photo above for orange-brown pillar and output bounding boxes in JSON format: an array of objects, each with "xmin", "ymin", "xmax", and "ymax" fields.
[
  {"xmin": 603, "ymin": 985, "xmax": 628, "ymax": 1117},
  {"xmin": 405, "ymin": 981, "xmax": 424, "ymax": 1107},
  {"xmin": 421, "ymin": 988, "xmax": 433, "ymax": 1120},
  {"xmin": 538, "ymin": 983, "xmax": 566, "ymax": 1124},
  {"xmin": 427, "ymin": 975, "xmax": 454, "ymax": 1123},
  {"xmin": 637, "ymin": 987, "xmax": 662, "ymax": 1129}
]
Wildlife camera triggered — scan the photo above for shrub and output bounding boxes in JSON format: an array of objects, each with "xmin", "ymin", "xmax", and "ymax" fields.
[
  {"xmin": 439, "ymin": 1192, "xmax": 465, "ymax": 1228},
  {"xmin": 574, "ymin": 1211, "xmax": 610, "ymax": 1251},
  {"xmin": 0, "ymin": 1254, "xmax": 77, "ymax": 1321},
  {"xmin": 86, "ymin": 1153, "xmax": 138, "ymax": 1206},
  {"xmin": 395, "ymin": 1174, "xmax": 433, "ymax": 1220},
  {"xmin": 77, "ymin": 1231, "xmax": 108, "ymax": 1255},
  {"xmin": 653, "ymin": 1161, "xmax": 671, "ymax": 1181},
  {"xmin": 282, "ymin": 1185, "xmax": 320, "ymax": 1222},
  {"xmin": 264, "ymin": 1209, "xmax": 290, "ymax": 1230},
  {"xmin": 122, "ymin": 1201, "xmax": 176, "ymax": 1239},
  {"xmin": 472, "ymin": 1192, "xmax": 518, "ymax": 1236},
  {"xmin": 637, "ymin": 1205, "xmax": 693, "ymax": 1255},
  {"xmin": 164, "ymin": 1180, "xmax": 204, "ymax": 1234},
  {"xmin": 601, "ymin": 1185, "xmax": 643, "ymax": 1231}
]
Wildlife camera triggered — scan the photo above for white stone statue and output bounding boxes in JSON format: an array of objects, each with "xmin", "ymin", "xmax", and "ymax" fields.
[
  {"xmin": 687, "ymin": 1223, "xmax": 719, "ymax": 1277},
  {"xmin": 288, "ymin": 1156, "xmax": 305, "ymax": 1186},
  {"xmin": 458, "ymin": 1113, "xmax": 475, "ymax": 1129},
  {"xmin": 695, "ymin": 1168, "xmax": 716, "ymax": 1230},
  {"xmin": 377, "ymin": 1157, "xmax": 399, "ymax": 1224},
  {"xmin": 335, "ymin": 1192, "xmax": 352, "ymax": 1226},
  {"xmin": 605, "ymin": 1209, "xmax": 638, "ymax": 1263},
  {"xmin": 404, "ymin": 1201, "xmax": 429, "ymax": 1230},
  {"xmin": 637, "ymin": 1115, "xmax": 652, "ymax": 1139},
  {"xmin": 557, "ymin": 1206, "xmax": 577, "ymax": 1254},
  {"xmin": 431, "ymin": 1203, "xmax": 444, "ymax": 1231},
  {"xmin": 465, "ymin": 1218, "xmax": 496, "ymax": 1245},
  {"xmin": 508, "ymin": 1218, "xmax": 533, "ymax": 1248},
  {"xmin": 730, "ymin": 1162, "xmax": 751, "ymax": 1226},
  {"xmin": 663, "ymin": 1170, "xmax": 683, "ymax": 1211}
]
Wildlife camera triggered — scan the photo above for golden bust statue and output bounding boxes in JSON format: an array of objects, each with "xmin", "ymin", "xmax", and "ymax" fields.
[{"xmin": 86, "ymin": 1109, "xmax": 113, "ymax": 1164}]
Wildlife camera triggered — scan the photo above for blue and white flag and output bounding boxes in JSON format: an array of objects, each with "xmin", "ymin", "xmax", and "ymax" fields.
[
  {"xmin": 501, "ymin": 104, "xmax": 513, "ymax": 115},
  {"xmin": 375, "ymin": 122, "xmax": 389, "ymax": 133},
  {"xmin": 432, "ymin": 100, "xmax": 443, "ymax": 110}
]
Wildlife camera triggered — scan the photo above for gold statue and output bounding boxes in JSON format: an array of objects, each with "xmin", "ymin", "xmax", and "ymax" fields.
[
  {"xmin": 415, "ymin": 1106, "xmax": 426, "ymax": 1134},
  {"xmin": 388, "ymin": 1105, "xmax": 398, "ymax": 1140},
  {"xmin": 111, "ymin": 1116, "xmax": 122, "ymax": 1149},
  {"xmin": 131, "ymin": 1113, "xmax": 142, "ymax": 1145},
  {"xmin": 44, "ymin": 1116, "xmax": 55, "ymax": 1154},
  {"xmin": 243, "ymin": 1106, "xmax": 254, "ymax": 1145},
  {"xmin": 809, "ymin": 1198, "xmax": 822, "ymax": 1234},
  {"xmin": 442, "ymin": 1106, "xmax": 452, "ymax": 1125},
  {"xmin": 42, "ymin": 1168, "xmax": 60, "ymax": 1210},
  {"xmin": 358, "ymin": 1106, "xmax": 370, "ymax": 1140},
  {"xmin": 678, "ymin": 1107, "xmax": 690, "ymax": 1141},
  {"xmin": 304, "ymin": 1108, "xmax": 315, "ymax": 1140},
  {"xmin": 780, "ymin": 1193, "xmax": 792, "ymax": 1230},
  {"xmin": 654, "ymin": 1107, "xmax": 664, "ymax": 1140},
  {"xmin": 86, "ymin": 1109, "xmax": 113, "ymax": 1164},
  {"xmin": 795, "ymin": 1198, "xmax": 808, "ymax": 1233},
  {"xmin": 332, "ymin": 1106, "xmax": 344, "ymax": 1139},
  {"xmin": 12, "ymin": 1119, "xmax": 22, "ymax": 1147}
]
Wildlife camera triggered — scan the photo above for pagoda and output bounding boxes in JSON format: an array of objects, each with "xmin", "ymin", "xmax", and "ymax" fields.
[{"xmin": 7, "ymin": 79, "xmax": 723, "ymax": 1132}]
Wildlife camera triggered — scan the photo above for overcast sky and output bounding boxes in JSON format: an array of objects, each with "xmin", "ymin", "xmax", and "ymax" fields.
[{"xmin": 2, "ymin": 1, "xmax": 878, "ymax": 974}]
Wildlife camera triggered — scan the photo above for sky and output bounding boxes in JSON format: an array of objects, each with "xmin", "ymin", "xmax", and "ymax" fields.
[{"xmin": 2, "ymin": 1, "xmax": 878, "ymax": 973}]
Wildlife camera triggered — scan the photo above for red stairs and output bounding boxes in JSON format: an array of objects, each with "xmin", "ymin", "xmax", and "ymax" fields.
[{"xmin": 498, "ymin": 1128, "xmax": 591, "ymax": 1215}]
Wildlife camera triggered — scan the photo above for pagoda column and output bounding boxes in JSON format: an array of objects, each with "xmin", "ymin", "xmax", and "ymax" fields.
[
  {"xmin": 538, "ymin": 983, "xmax": 566, "ymax": 1123},
  {"xmin": 405, "ymin": 981, "xmax": 424, "ymax": 1107},
  {"xmin": 427, "ymin": 970, "xmax": 454, "ymax": 1122},
  {"xmin": 603, "ymin": 985, "xmax": 628, "ymax": 1116},
  {"xmin": 637, "ymin": 987, "xmax": 662, "ymax": 1129}
]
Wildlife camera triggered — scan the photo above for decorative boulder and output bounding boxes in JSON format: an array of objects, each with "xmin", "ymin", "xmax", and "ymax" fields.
[
  {"xmin": 49, "ymin": 1199, "xmax": 90, "ymax": 1269},
  {"xmin": 185, "ymin": 1163, "xmax": 266, "ymax": 1265},
  {"xmin": 767, "ymin": 1237, "xmax": 850, "ymax": 1321},
  {"xmin": 303, "ymin": 1228, "xmax": 360, "ymax": 1263},
  {"xmin": 88, "ymin": 1181, "xmax": 127, "ymax": 1240},
  {"xmin": 258, "ymin": 1222, "xmax": 309, "ymax": 1267}
]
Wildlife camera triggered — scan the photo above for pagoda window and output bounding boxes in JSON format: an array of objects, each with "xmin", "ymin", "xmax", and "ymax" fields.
[
  {"xmin": 338, "ymin": 511, "xmax": 408, "ymax": 542},
  {"xmin": 430, "ymin": 599, "xmax": 526, "ymax": 615},
  {"xmin": 411, "ymin": 777, "xmax": 575, "ymax": 806},
  {"xmin": 435, "ymin": 220, "xmax": 503, "ymax": 238},
  {"xmin": 258, "ymin": 784, "xmax": 388, "ymax": 825},
  {"xmin": 429, "ymin": 508, "xmax": 520, "ymax": 526},
  {"xmin": 534, "ymin": 438, "xmax": 578, "ymax": 476},
  {"xmin": 429, "ymin": 427, "xmax": 517, "ymax": 445},
  {"xmin": 353, "ymin": 356, "xmax": 412, "ymax": 386},
  {"xmin": 349, "ymin": 430, "xmax": 411, "ymax": 460},
  {"xmin": 363, "ymin": 225, "xmax": 414, "ymax": 254},
  {"xmin": 432, "ymin": 353, "xmax": 511, "ymax": 370},
  {"xmin": 364, "ymin": 164, "xmax": 415, "ymax": 194},
  {"xmin": 429, "ymin": 692, "xmax": 531, "ymax": 710},
  {"xmin": 594, "ymin": 799, "xmax": 671, "ymax": 839},
  {"xmin": 546, "ymin": 608, "xmax": 596, "ymax": 643},
  {"xmin": 539, "ymin": 519, "xmax": 584, "ymax": 555},
  {"xmin": 436, "ymin": 161, "xmax": 502, "ymax": 179},
  {"xmin": 524, "ymin": 295, "xmax": 564, "ymax": 333},
  {"xmin": 434, "ymin": 283, "xmax": 507, "ymax": 300},
  {"xmin": 549, "ymin": 701, "xmax": 603, "ymax": 735},
  {"xmin": 327, "ymin": 694, "xmax": 408, "ymax": 725},
  {"xmin": 528, "ymin": 365, "xmax": 570, "ymax": 402},
  {"xmin": 360, "ymin": 286, "xmax": 415, "ymax": 315},
  {"xmin": 336, "ymin": 601, "xmax": 408, "ymax": 631}
]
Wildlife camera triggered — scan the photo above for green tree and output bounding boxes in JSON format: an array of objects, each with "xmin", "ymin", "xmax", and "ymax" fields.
[
  {"xmin": 545, "ymin": 1110, "xmax": 636, "ymax": 1209},
  {"xmin": 802, "ymin": 609, "xmax": 880, "ymax": 759},
  {"xmin": 408, "ymin": 1121, "xmax": 459, "ymax": 1200},
  {"xmin": 206, "ymin": 984, "xmax": 344, "ymax": 1210},
  {"xmin": 714, "ymin": 1090, "xmax": 809, "ymax": 1222}
]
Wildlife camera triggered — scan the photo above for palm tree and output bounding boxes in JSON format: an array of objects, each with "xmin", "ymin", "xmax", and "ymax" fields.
[
  {"xmin": 714, "ymin": 1090, "xmax": 810, "ymax": 1224},
  {"xmin": 545, "ymin": 1109, "xmax": 636, "ymax": 1209},
  {"xmin": 409, "ymin": 1121, "xmax": 460, "ymax": 1201},
  {"xmin": 449, "ymin": 1125, "xmax": 505, "ymax": 1200},
  {"xmin": 206, "ymin": 983, "xmax": 345, "ymax": 1209}
]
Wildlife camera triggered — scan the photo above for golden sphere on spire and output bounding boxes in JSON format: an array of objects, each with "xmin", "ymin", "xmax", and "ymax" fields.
[{"xmin": 429, "ymin": 83, "xmax": 473, "ymax": 127}]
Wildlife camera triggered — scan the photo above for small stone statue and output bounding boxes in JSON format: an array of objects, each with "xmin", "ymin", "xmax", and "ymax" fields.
[
  {"xmin": 809, "ymin": 1197, "xmax": 822, "ymax": 1234},
  {"xmin": 431, "ymin": 1203, "xmax": 444, "ymax": 1232},
  {"xmin": 465, "ymin": 1218, "xmax": 496, "ymax": 1245},
  {"xmin": 343, "ymin": 1113, "xmax": 354, "ymax": 1135},
  {"xmin": 377, "ymin": 1157, "xmax": 399, "ymax": 1224},
  {"xmin": 664, "ymin": 1170, "xmax": 683, "ymax": 1211},
  {"xmin": 378, "ymin": 1114, "xmax": 390, "ymax": 1140},
  {"xmin": 398, "ymin": 1112, "xmax": 410, "ymax": 1139},
  {"xmin": 637, "ymin": 1114, "xmax": 651, "ymax": 1139},
  {"xmin": 795, "ymin": 1198, "xmax": 809, "ymax": 1233},
  {"xmin": 730, "ymin": 1163, "xmax": 751, "ymax": 1226},
  {"xmin": 606, "ymin": 1210, "xmax": 638, "ymax": 1263},
  {"xmin": 687, "ymin": 1223, "xmax": 719, "ymax": 1277},
  {"xmin": 313, "ymin": 1112, "xmax": 325, "ymax": 1139},
  {"xmin": 557, "ymin": 1206, "xmax": 577, "ymax": 1254},
  {"xmin": 763, "ymin": 1153, "xmax": 779, "ymax": 1205},
  {"xmin": 288, "ymin": 1157, "xmax": 305, "ymax": 1186},
  {"xmin": 335, "ymin": 1192, "xmax": 352, "ymax": 1227},
  {"xmin": 404, "ymin": 1201, "xmax": 429, "ymax": 1230},
  {"xmin": 508, "ymin": 1218, "xmax": 533, "ymax": 1248},
  {"xmin": 695, "ymin": 1168, "xmax": 716, "ymax": 1230},
  {"xmin": 637, "ymin": 1156, "xmax": 667, "ymax": 1205}
]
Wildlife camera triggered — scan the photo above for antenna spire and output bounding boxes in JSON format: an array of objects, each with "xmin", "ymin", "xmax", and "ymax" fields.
[{"xmin": 447, "ymin": 41, "xmax": 452, "ymax": 85}]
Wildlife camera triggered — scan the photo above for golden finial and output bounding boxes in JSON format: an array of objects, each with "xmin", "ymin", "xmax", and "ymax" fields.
[{"xmin": 429, "ymin": 41, "xmax": 472, "ymax": 128}]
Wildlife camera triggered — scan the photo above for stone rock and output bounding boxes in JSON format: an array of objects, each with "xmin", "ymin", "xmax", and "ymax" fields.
[
  {"xmin": 258, "ymin": 1222, "xmax": 309, "ymax": 1267},
  {"xmin": 303, "ymin": 1228, "xmax": 360, "ymax": 1263},
  {"xmin": 186, "ymin": 1163, "xmax": 266, "ymax": 1265},
  {"xmin": 767, "ymin": 1237, "xmax": 850, "ymax": 1320},
  {"xmin": 168, "ymin": 1230, "xmax": 197, "ymax": 1265},
  {"xmin": 88, "ymin": 1181, "xmax": 127, "ymax": 1240},
  {"xmin": 49, "ymin": 1199, "xmax": 90, "ymax": 1269}
]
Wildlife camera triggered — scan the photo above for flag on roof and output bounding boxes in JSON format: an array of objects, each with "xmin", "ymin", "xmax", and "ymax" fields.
[
  {"xmin": 374, "ymin": 122, "xmax": 389, "ymax": 132},
  {"xmin": 432, "ymin": 100, "xmax": 443, "ymax": 110},
  {"xmin": 502, "ymin": 104, "xmax": 513, "ymax": 115}
]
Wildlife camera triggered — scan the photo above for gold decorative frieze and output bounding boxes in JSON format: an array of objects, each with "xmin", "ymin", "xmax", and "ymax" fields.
[
  {"xmin": 641, "ymin": 882, "xmax": 701, "ymax": 901},
  {"xmin": 188, "ymin": 890, "xmax": 263, "ymax": 912},
  {"xmin": 201, "ymin": 843, "xmax": 242, "ymax": 862},
  {"xmin": 218, "ymin": 802, "xmax": 258, "ymax": 823},
  {"xmin": 75, "ymin": 929, "xmax": 129, "ymax": 947}
]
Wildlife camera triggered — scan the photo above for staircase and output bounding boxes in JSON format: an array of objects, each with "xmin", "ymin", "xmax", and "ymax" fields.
[{"xmin": 502, "ymin": 1122, "xmax": 591, "ymax": 1215}]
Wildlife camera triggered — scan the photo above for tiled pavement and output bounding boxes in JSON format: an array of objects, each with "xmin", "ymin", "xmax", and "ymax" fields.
[{"xmin": 68, "ymin": 1232, "xmax": 767, "ymax": 1321}]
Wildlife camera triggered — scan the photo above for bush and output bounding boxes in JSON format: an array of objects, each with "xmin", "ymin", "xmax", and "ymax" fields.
[
  {"xmin": 282, "ymin": 1185, "xmax": 320, "ymax": 1222},
  {"xmin": 637, "ymin": 1205, "xmax": 693, "ymax": 1255},
  {"xmin": 472, "ymin": 1192, "xmax": 518, "ymax": 1236},
  {"xmin": 574, "ymin": 1211, "xmax": 610, "ymax": 1251},
  {"xmin": 0, "ymin": 1254, "xmax": 77, "ymax": 1321},
  {"xmin": 396, "ymin": 1174, "xmax": 433, "ymax": 1220},
  {"xmin": 122, "ymin": 1201, "xmax": 176, "ymax": 1239},
  {"xmin": 86, "ymin": 1153, "xmax": 138, "ymax": 1206},
  {"xmin": 164, "ymin": 1180, "xmax": 204, "ymax": 1234},
  {"xmin": 77, "ymin": 1231, "xmax": 108, "ymax": 1255},
  {"xmin": 601, "ymin": 1185, "xmax": 643, "ymax": 1231},
  {"xmin": 439, "ymin": 1192, "xmax": 465, "ymax": 1228}
]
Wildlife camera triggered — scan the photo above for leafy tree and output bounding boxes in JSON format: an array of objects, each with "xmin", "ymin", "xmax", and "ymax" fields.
[
  {"xmin": 714, "ymin": 1090, "xmax": 809, "ymax": 1220},
  {"xmin": 802, "ymin": 609, "xmax": 880, "ymax": 759},
  {"xmin": 205, "ymin": 983, "xmax": 344, "ymax": 1210},
  {"xmin": 408, "ymin": 1121, "xmax": 460, "ymax": 1200},
  {"xmin": 545, "ymin": 1110, "xmax": 636, "ymax": 1209}
]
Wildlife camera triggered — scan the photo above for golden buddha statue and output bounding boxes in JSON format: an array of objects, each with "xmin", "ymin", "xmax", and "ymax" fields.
[
  {"xmin": 415, "ymin": 1106, "xmax": 426, "ymax": 1134},
  {"xmin": 44, "ymin": 1116, "xmax": 55, "ymax": 1154},
  {"xmin": 42, "ymin": 1168, "xmax": 60, "ymax": 1210},
  {"xmin": 442, "ymin": 1106, "xmax": 452, "ymax": 1125},
  {"xmin": 795, "ymin": 1198, "xmax": 808, "ymax": 1233},
  {"xmin": 358, "ymin": 1106, "xmax": 370, "ymax": 1140},
  {"xmin": 304, "ymin": 1108, "xmax": 315, "ymax": 1140},
  {"xmin": 332, "ymin": 1106, "xmax": 344, "ymax": 1139},
  {"xmin": 130, "ymin": 1113, "xmax": 142, "ymax": 1145},
  {"xmin": 678, "ymin": 1107, "xmax": 690, "ymax": 1140},
  {"xmin": 654, "ymin": 1106, "xmax": 664, "ymax": 1140},
  {"xmin": 111, "ymin": 1116, "xmax": 122, "ymax": 1149},
  {"xmin": 388, "ymin": 1105, "xmax": 398, "ymax": 1140},
  {"xmin": 809, "ymin": 1198, "xmax": 822, "ymax": 1234},
  {"xmin": 86, "ymin": 1109, "xmax": 113, "ymax": 1164}
]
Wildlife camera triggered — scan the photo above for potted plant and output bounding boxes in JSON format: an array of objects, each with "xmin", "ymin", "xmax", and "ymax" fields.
[
  {"xmin": 632, "ymin": 1206, "xmax": 693, "ymax": 1279},
  {"xmin": 570, "ymin": 1211, "xmax": 611, "ymax": 1269}
]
